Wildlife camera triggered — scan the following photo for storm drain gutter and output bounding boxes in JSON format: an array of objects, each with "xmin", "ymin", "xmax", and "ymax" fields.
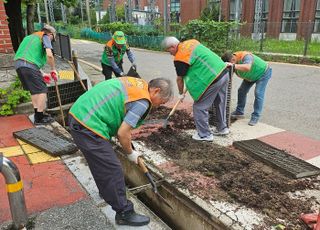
[{"xmin": 116, "ymin": 149, "xmax": 230, "ymax": 230}]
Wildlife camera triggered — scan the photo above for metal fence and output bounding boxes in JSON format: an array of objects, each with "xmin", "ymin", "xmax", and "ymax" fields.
[{"xmin": 227, "ymin": 22, "xmax": 320, "ymax": 57}]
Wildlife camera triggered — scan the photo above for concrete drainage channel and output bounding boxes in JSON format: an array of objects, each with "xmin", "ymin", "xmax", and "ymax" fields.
[
  {"xmin": 117, "ymin": 148, "xmax": 231, "ymax": 230},
  {"xmin": 58, "ymin": 122, "xmax": 258, "ymax": 230}
]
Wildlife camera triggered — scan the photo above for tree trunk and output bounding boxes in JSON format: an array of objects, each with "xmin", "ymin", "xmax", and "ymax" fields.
[
  {"xmin": 26, "ymin": 4, "xmax": 36, "ymax": 35},
  {"xmin": 4, "ymin": 0, "xmax": 25, "ymax": 52}
]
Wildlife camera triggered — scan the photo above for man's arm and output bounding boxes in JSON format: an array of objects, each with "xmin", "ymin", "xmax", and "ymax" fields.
[
  {"xmin": 117, "ymin": 122, "xmax": 133, "ymax": 154},
  {"xmin": 43, "ymin": 35, "xmax": 56, "ymax": 72},
  {"xmin": 106, "ymin": 47, "xmax": 123, "ymax": 75},
  {"xmin": 174, "ymin": 61, "xmax": 189, "ymax": 94},
  {"xmin": 234, "ymin": 54, "xmax": 253, "ymax": 72},
  {"xmin": 46, "ymin": 48, "xmax": 56, "ymax": 71},
  {"xmin": 176, "ymin": 76, "xmax": 184, "ymax": 94}
]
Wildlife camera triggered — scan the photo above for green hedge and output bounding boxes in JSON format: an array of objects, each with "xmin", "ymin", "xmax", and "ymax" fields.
[{"xmin": 180, "ymin": 20, "xmax": 238, "ymax": 55}]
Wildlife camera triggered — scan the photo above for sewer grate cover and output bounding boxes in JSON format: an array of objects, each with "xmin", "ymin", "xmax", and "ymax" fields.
[
  {"xmin": 47, "ymin": 80, "xmax": 87, "ymax": 109},
  {"xmin": 13, "ymin": 127, "xmax": 78, "ymax": 157},
  {"xmin": 233, "ymin": 139, "xmax": 320, "ymax": 179}
]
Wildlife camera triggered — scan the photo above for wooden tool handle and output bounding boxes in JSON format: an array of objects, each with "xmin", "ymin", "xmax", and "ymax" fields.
[
  {"xmin": 54, "ymin": 80, "xmax": 66, "ymax": 127},
  {"xmin": 68, "ymin": 61, "xmax": 87, "ymax": 91},
  {"xmin": 167, "ymin": 88, "xmax": 188, "ymax": 117},
  {"xmin": 138, "ymin": 157, "xmax": 148, "ymax": 173}
]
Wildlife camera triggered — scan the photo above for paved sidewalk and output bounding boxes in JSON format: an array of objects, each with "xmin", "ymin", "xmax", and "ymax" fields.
[
  {"xmin": 0, "ymin": 115, "xmax": 168, "ymax": 230},
  {"xmin": 1, "ymin": 60, "xmax": 319, "ymax": 229}
]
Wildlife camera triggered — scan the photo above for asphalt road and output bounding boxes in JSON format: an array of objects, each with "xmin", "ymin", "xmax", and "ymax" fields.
[{"xmin": 71, "ymin": 39, "xmax": 320, "ymax": 141}]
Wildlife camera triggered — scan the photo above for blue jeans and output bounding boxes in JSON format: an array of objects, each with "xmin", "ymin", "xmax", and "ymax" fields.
[{"xmin": 235, "ymin": 67, "xmax": 272, "ymax": 119}]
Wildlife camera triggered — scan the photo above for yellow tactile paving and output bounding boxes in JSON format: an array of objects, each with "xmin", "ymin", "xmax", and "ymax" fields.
[
  {"xmin": 20, "ymin": 144, "xmax": 41, "ymax": 154},
  {"xmin": 26, "ymin": 151, "xmax": 60, "ymax": 164},
  {"xmin": 0, "ymin": 146, "xmax": 24, "ymax": 157},
  {"xmin": 17, "ymin": 139, "xmax": 27, "ymax": 145},
  {"xmin": 58, "ymin": 70, "xmax": 74, "ymax": 80},
  {"xmin": 16, "ymin": 138, "xmax": 60, "ymax": 164}
]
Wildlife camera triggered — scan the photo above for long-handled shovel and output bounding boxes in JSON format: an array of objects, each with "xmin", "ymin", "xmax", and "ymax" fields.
[
  {"xmin": 52, "ymin": 73, "xmax": 65, "ymax": 127},
  {"xmin": 162, "ymin": 89, "xmax": 187, "ymax": 128},
  {"xmin": 137, "ymin": 157, "xmax": 173, "ymax": 210}
]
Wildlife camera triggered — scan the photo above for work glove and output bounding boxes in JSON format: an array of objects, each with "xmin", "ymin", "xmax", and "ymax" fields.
[
  {"xmin": 131, "ymin": 62, "xmax": 137, "ymax": 71},
  {"xmin": 178, "ymin": 93, "xmax": 185, "ymax": 102},
  {"xmin": 50, "ymin": 71, "xmax": 58, "ymax": 82},
  {"xmin": 127, "ymin": 150, "xmax": 142, "ymax": 164},
  {"xmin": 43, "ymin": 74, "xmax": 51, "ymax": 84}
]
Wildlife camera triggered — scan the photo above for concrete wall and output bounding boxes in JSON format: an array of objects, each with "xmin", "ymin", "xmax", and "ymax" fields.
[{"xmin": 0, "ymin": 1, "xmax": 13, "ymax": 54}]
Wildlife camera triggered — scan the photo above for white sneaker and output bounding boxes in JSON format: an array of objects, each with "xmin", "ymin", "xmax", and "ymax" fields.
[
  {"xmin": 212, "ymin": 127, "xmax": 230, "ymax": 136},
  {"xmin": 192, "ymin": 133, "xmax": 214, "ymax": 141}
]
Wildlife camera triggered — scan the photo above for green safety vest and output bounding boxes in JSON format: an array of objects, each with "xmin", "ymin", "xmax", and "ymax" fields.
[
  {"xmin": 14, "ymin": 32, "xmax": 47, "ymax": 69},
  {"xmin": 101, "ymin": 39, "xmax": 128, "ymax": 66},
  {"xmin": 69, "ymin": 77, "xmax": 151, "ymax": 140},
  {"xmin": 174, "ymin": 39, "xmax": 227, "ymax": 101},
  {"xmin": 234, "ymin": 51, "xmax": 268, "ymax": 82}
]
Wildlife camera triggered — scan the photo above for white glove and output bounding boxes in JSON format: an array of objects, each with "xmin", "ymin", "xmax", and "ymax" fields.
[
  {"xmin": 119, "ymin": 72, "xmax": 125, "ymax": 76},
  {"xmin": 178, "ymin": 93, "xmax": 185, "ymax": 102},
  {"xmin": 127, "ymin": 150, "xmax": 142, "ymax": 164},
  {"xmin": 131, "ymin": 62, "xmax": 137, "ymax": 70}
]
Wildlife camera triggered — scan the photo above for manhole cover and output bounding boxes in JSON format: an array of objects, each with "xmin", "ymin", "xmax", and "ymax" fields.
[
  {"xmin": 13, "ymin": 127, "xmax": 78, "ymax": 156},
  {"xmin": 233, "ymin": 139, "xmax": 320, "ymax": 179}
]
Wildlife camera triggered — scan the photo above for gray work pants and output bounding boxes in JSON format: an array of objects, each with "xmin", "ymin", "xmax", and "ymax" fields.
[
  {"xmin": 193, "ymin": 72, "xmax": 229, "ymax": 137},
  {"xmin": 68, "ymin": 115, "xmax": 134, "ymax": 213}
]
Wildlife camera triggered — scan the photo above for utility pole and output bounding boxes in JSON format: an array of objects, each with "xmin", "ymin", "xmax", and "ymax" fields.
[
  {"xmin": 48, "ymin": 0, "xmax": 55, "ymax": 23},
  {"xmin": 37, "ymin": 3, "xmax": 41, "ymax": 23},
  {"xmin": 61, "ymin": 3, "xmax": 67, "ymax": 23},
  {"xmin": 79, "ymin": 0, "xmax": 84, "ymax": 24},
  {"xmin": 110, "ymin": 0, "xmax": 116, "ymax": 22},
  {"xmin": 163, "ymin": 0, "xmax": 168, "ymax": 34},
  {"xmin": 253, "ymin": 0, "xmax": 263, "ymax": 41},
  {"xmin": 86, "ymin": 0, "xmax": 91, "ymax": 28},
  {"xmin": 127, "ymin": 0, "xmax": 132, "ymax": 23},
  {"xmin": 44, "ymin": 0, "xmax": 49, "ymax": 23}
]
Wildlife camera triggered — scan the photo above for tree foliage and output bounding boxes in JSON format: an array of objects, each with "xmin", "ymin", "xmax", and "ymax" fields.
[{"xmin": 180, "ymin": 20, "xmax": 238, "ymax": 55}]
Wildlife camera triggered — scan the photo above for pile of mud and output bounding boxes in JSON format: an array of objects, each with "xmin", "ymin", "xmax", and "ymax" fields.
[{"xmin": 138, "ymin": 109, "xmax": 320, "ymax": 228}]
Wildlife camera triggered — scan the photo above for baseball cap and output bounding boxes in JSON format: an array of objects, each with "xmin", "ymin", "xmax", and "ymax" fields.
[
  {"xmin": 112, "ymin": 31, "xmax": 126, "ymax": 45},
  {"xmin": 42, "ymin": 24, "xmax": 57, "ymax": 41}
]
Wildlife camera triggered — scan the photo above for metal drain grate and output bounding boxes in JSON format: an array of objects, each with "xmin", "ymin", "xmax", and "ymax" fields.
[
  {"xmin": 233, "ymin": 139, "xmax": 320, "ymax": 179},
  {"xmin": 47, "ymin": 80, "xmax": 87, "ymax": 109},
  {"xmin": 14, "ymin": 127, "xmax": 78, "ymax": 157}
]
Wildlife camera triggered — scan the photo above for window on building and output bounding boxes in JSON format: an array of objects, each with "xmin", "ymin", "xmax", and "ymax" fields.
[
  {"xmin": 170, "ymin": 0, "xmax": 180, "ymax": 23},
  {"xmin": 281, "ymin": 0, "xmax": 301, "ymax": 33},
  {"xmin": 208, "ymin": 0, "xmax": 221, "ymax": 21},
  {"xmin": 314, "ymin": 0, "xmax": 320, "ymax": 33},
  {"xmin": 253, "ymin": 0, "xmax": 269, "ymax": 32},
  {"xmin": 229, "ymin": 0, "xmax": 242, "ymax": 21}
]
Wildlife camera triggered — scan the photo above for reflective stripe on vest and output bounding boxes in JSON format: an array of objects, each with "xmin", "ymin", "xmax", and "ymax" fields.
[
  {"xmin": 69, "ymin": 77, "xmax": 151, "ymax": 140},
  {"xmin": 175, "ymin": 40, "xmax": 227, "ymax": 101}
]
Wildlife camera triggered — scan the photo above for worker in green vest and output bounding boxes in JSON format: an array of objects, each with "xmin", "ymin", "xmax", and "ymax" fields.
[
  {"xmin": 162, "ymin": 37, "xmax": 230, "ymax": 141},
  {"xmin": 221, "ymin": 51, "xmax": 272, "ymax": 126},
  {"xmin": 14, "ymin": 24, "xmax": 58, "ymax": 125},
  {"xmin": 69, "ymin": 77, "xmax": 173, "ymax": 226},
  {"xmin": 101, "ymin": 31, "xmax": 136, "ymax": 80}
]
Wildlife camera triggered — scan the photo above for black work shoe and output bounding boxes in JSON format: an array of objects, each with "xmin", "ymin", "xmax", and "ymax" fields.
[
  {"xmin": 115, "ymin": 210, "xmax": 150, "ymax": 226},
  {"xmin": 34, "ymin": 115, "xmax": 55, "ymax": 125}
]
